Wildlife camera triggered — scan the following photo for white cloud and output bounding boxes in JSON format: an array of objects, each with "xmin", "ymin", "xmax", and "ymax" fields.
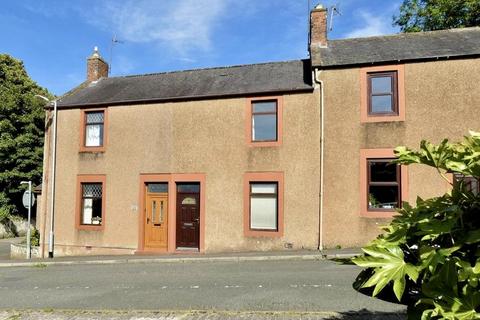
[
  {"xmin": 86, "ymin": 0, "xmax": 231, "ymax": 56},
  {"xmin": 344, "ymin": 10, "xmax": 395, "ymax": 38}
]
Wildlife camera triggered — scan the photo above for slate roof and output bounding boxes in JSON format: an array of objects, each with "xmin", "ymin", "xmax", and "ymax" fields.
[
  {"xmin": 311, "ymin": 27, "xmax": 480, "ymax": 68},
  {"xmin": 57, "ymin": 59, "xmax": 313, "ymax": 108}
]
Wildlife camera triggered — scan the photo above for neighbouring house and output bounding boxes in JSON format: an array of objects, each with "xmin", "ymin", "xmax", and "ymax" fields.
[{"xmin": 36, "ymin": 5, "xmax": 480, "ymax": 256}]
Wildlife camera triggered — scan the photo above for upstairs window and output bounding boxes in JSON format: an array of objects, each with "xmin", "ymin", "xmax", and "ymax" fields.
[
  {"xmin": 80, "ymin": 109, "xmax": 107, "ymax": 152},
  {"xmin": 246, "ymin": 97, "xmax": 283, "ymax": 147},
  {"xmin": 85, "ymin": 111, "xmax": 104, "ymax": 147},
  {"xmin": 360, "ymin": 65, "xmax": 405, "ymax": 123},
  {"xmin": 368, "ymin": 72, "xmax": 398, "ymax": 116},
  {"xmin": 252, "ymin": 100, "xmax": 277, "ymax": 142}
]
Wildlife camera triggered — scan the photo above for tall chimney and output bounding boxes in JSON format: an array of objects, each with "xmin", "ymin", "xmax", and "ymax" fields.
[
  {"xmin": 87, "ymin": 46, "xmax": 109, "ymax": 82},
  {"xmin": 310, "ymin": 4, "xmax": 328, "ymax": 48}
]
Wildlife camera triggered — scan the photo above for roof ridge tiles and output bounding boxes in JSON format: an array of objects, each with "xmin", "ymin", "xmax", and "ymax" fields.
[
  {"xmin": 109, "ymin": 59, "xmax": 309, "ymax": 80},
  {"xmin": 327, "ymin": 26, "xmax": 480, "ymax": 43}
]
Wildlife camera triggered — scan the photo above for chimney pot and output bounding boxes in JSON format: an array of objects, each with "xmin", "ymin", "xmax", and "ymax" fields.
[{"xmin": 87, "ymin": 46, "xmax": 109, "ymax": 82}]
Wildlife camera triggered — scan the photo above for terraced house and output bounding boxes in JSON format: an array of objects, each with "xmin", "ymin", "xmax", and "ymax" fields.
[{"xmin": 36, "ymin": 5, "xmax": 480, "ymax": 256}]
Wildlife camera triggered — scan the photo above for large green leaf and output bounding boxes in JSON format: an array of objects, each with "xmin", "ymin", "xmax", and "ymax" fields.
[{"xmin": 353, "ymin": 245, "xmax": 418, "ymax": 301}]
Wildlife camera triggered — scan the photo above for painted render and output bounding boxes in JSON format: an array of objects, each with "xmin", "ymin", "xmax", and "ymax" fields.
[
  {"xmin": 39, "ymin": 92, "xmax": 320, "ymax": 256},
  {"xmin": 319, "ymin": 58, "xmax": 480, "ymax": 248}
]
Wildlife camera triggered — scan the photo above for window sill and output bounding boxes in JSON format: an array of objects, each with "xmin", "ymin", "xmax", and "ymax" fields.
[
  {"xmin": 79, "ymin": 147, "xmax": 106, "ymax": 153},
  {"xmin": 244, "ymin": 229, "xmax": 282, "ymax": 238},
  {"xmin": 360, "ymin": 210, "xmax": 397, "ymax": 218},
  {"xmin": 248, "ymin": 141, "xmax": 281, "ymax": 147},
  {"xmin": 76, "ymin": 225, "xmax": 104, "ymax": 231},
  {"xmin": 361, "ymin": 115, "xmax": 405, "ymax": 123}
]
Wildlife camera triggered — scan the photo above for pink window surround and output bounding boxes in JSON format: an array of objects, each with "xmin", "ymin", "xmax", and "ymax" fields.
[
  {"xmin": 79, "ymin": 108, "xmax": 108, "ymax": 153},
  {"xmin": 137, "ymin": 173, "xmax": 206, "ymax": 254},
  {"xmin": 75, "ymin": 174, "xmax": 106, "ymax": 231},
  {"xmin": 245, "ymin": 96, "xmax": 283, "ymax": 147},
  {"xmin": 360, "ymin": 149, "xmax": 408, "ymax": 218},
  {"xmin": 360, "ymin": 64, "xmax": 405, "ymax": 123},
  {"xmin": 243, "ymin": 172, "xmax": 284, "ymax": 237}
]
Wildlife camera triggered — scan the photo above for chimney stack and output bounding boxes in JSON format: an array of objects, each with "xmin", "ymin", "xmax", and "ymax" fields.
[
  {"xmin": 310, "ymin": 4, "xmax": 328, "ymax": 48},
  {"xmin": 87, "ymin": 46, "xmax": 109, "ymax": 82}
]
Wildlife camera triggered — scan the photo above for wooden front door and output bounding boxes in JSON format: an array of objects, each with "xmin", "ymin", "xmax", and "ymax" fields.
[
  {"xmin": 144, "ymin": 184, "xmax": 168, "ymax": 249},
  {"xmin": 176, "ymin": 183, "xmax": 200, "ymax": 249}
]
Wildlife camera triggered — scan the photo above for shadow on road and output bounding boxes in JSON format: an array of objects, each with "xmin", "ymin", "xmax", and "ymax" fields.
[{"xmin": 323, "ymin": 309, "xmax": 406, "ymax": 319}]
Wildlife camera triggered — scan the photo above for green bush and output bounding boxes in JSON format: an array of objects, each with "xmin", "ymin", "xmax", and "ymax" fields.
[
  {"xmin": 30, "ymin": 228, "xmax": 40, "ymax": 247},
  {"xmin": 352, "ymin": 132, "xmax": 480, "ymax": 319}
]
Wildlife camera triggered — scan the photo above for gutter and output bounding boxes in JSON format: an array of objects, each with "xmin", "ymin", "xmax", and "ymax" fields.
[{"xmin": 313, "ymin": 68, "xmax": 325, "ymax": 251}]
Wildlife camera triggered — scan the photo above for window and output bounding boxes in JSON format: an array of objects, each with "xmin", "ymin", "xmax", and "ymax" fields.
[
  {"xmin": 243, "ymin": 172, "xmax": 284, "ymax": 237},
  {"xmin": 252, "ymin": 101, "xmax": 277, "ymax": 142},
  {"xmin": 80, "ymin": 109, "xmax": 107, "ymax": 152},
  {"xmin": 360, "ymin": 65, "xmax": 405, "ymax": 123},
  {"xmin": 76, "ymin": 175, "xmax": 106, "ymax": 230},
  {"xmin": 360, "ymin": 149, "xmax": 408, "ymax": 218},
  {"xmin": 81, "ymin": 183, "xmax": 103, "ymax": 225},
  {"xmin": 249, "ymin": 183, "xmax": 278, "ymax": 230},
  {"xmin": 454, "ymin": 174, "xmax": 480, "ymax": 195},
  {"xmin": 85, "ymin": 111, "xmax": 104, "ymax": 146},
  {"xmin": 246, "ymin": 97, "xmax": 283, "ymax": 147},
  {"xmin": 367, "ymin": 159, "xmax": 401, "ymax": 210},
  {"xmin": 368, "ymin": 72, "xmax": 397, "ymax": 115}
]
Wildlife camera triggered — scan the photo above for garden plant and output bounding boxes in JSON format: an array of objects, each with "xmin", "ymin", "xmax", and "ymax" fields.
[{"xmin": 353, "ymin": 132, "xmax": 480, "ymax": 319}]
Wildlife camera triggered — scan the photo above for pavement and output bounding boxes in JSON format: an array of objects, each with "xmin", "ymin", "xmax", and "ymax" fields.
[
  {"xmin": 0, "ymin": 240, "xmax": 361, "ymax": 268},
  {"xmin": 0, "ymin": 243, "xmax": 402, "ymax": 319},
  {"xmin": 0, "ymin": 310, "xmax": 406, "ymax": 319},
  {"xmin": 0, "ymin": 259, "xmax": 405, "ymax": 319}
]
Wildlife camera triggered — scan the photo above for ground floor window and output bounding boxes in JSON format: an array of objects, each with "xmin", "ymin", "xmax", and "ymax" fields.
[
  {"xmin": 81, "ymin": 183, "xmax": 103, "ymax": 225},
  {"xmin": 367, "ymin": 159, "xmax": 401, "ymax": 210},
  {"xmin": 243, "ymin": 172, "xmax": 284, "ymax": 237},
  {"xmin": 454, "ymin": 174, "xmax": 480, "ymax": 195},
  {"xmin": 360, "ymin": 149, "xmax": 408, "ymax": 218},
  {"xmin": 76, "ymin": 175, "xmax": 106, "ymax": 230},
  {"xmin": 249, "ymin": 182, "xmax": 278, "ymax": 231}
]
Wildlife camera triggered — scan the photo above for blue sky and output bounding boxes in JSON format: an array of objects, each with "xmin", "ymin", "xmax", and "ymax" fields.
[{"xmin": 1, "ymin": 0, "xmax": 401, "ymax": 96}]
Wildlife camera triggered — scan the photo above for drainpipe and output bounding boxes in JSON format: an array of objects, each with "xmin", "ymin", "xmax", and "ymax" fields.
[{"xmin": 314, "ymin": 68, "xmax": 325, "ymax": 251}]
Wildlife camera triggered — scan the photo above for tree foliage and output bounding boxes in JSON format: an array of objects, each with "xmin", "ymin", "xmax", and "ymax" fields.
[
  {"xmin": 353, "ymin": 131, "xmax": 480, "ymax": 319},
  {"xmin": 394, "ymin": 0, "xmax": 480, "ymax": 32},
  {"xmin": 0, "ymin": 54, "xmax": 52, "ymax": 217}
]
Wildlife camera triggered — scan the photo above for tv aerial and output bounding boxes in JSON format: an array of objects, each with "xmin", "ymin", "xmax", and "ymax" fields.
[
  {"xmin": 109, "ymin": 34, "xmax": 125, "ymax": 75},
  {"xmin": 329, "ymin": 4, "xmax": 342, "ymax": 31}
]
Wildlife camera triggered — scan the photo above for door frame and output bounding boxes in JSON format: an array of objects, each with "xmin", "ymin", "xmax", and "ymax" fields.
[
  {"xmin": 138, "ymin": 174, "xmax": 172, "ymax": 253},
  {"xmin": 137, "ymin": 173, "xmax": 206, "ymax": 254}
]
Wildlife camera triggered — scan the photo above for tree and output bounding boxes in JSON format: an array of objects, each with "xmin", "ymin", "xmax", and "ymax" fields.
[
  {"xmin": 352, "ymin": 132, "xmax": 480, "ymax": 319},
  {"xmin": 394, "ymin": 0, "xmax": 480, "ymax": 32},
  {"xmin": 0, "ymin": 54, "xmax": 52, "ymax": 219}
]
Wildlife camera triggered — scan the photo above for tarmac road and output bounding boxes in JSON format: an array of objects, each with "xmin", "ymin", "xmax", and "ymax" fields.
[{"xmin": 0, "ymin": 259, "xmax": 405, "ymax": 316}]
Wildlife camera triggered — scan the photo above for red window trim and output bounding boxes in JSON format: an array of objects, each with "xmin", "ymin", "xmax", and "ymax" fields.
[
  {"xmin": 245, "ymin": 96, "xmax": 283, "ymax": 147},
  {"xmin": 243, "ymin": 172, "xmax": 284, "ymax": 237},
  {"xmin": 75, "ymin": 175, "xmax": 106, "ymax": 231},
  {"xmin": 360, "ymin": 149, "xmax": 408, "ymax": 218},
  {"xmin": 360, "ymin": 65, "xmax": 405, "ymax": 123},
  {"xmin": 79, "ymin": 108, "xmax": 108, "ymax": 153}
]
